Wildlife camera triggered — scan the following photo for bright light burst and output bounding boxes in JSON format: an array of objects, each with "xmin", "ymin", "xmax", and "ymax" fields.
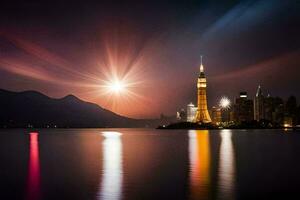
[
  {"xmin": 95, "ymin": 65, "xmax": 148, "ymax": 117},
  {"xmin": 89, "ymin": 31, "xmax": 154, "ymax": 117},
  {"xmin": 106, "ymin": 79, "xmax": 126, "ymax": 93},
  {"xmin": 101, "ymin": 75, "xmax": 136, "ymax": 96},
  {"xmin": 219, "ymin": 96, "xmax": 231, "ymax": 110}
]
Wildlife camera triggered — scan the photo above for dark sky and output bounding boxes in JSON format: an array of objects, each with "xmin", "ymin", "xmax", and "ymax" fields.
[{"xmin": 0, "ymin": 0, "xmax": 299, "ymax": 118}]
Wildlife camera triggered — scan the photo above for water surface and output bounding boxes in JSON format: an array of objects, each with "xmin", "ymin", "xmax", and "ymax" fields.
[{"xmin": 0, "ymin": 128, "xmax": 300, "ymax": 200}]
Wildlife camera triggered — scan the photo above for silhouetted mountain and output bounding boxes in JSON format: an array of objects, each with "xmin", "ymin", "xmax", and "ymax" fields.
[{"xmin": 0, "ymin": 89, "xmax": 159, "ymax": 128}]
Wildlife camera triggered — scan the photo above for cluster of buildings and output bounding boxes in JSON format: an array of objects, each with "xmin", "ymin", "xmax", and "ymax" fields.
[
  {"xmin": 176, "ymin": 57, "xmax": 298, "ymax": 127},
  {"xmin": 209, "ymin": 88, "xmax": 287, "ymax": 126}
]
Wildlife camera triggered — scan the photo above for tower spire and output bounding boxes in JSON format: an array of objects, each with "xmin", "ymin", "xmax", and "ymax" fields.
[
  {"xmin": 200, "ymin": 55, "xmax": 203, "ymax": 65},
  {"xmin": 195, "ymin": 55, "xmax": 211, "ymax": 123},
  {"xmin": 200, "ymin": 55, "xmax": 204, "ymax": 72}
]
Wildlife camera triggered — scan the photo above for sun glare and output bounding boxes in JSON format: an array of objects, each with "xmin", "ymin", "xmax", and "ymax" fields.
[
  {"xmin": 107, "ymin": 80, "xmax": 125, "ymax": 93},
  {"xmin": 95, "ymin": 50, "xmax": 148, "ymax": 116}
]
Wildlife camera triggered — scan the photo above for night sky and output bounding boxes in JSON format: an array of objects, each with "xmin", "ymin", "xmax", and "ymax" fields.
[{"xmin": 0, "ymin": 0, "xmax": 299, "ymax": 118}]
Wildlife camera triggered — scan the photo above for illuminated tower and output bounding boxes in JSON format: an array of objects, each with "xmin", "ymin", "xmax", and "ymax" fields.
[{"xmin": 194, "ymin": 56, "xmax": 212, "ymax": 123}]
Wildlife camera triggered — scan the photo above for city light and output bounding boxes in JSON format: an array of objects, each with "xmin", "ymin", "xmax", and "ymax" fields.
[{"xmin": 219, "ymin": 97, "xmax": 231, "ymax": 110}]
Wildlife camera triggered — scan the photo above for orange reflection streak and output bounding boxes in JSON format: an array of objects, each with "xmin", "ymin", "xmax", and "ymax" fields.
[
  {"xmin": 188, "ymin": 130, "xmax": 211, "ymax": 200},
  {"xmin": 26, "ymin": 132, "xmax": 41, "ymax": 200}
]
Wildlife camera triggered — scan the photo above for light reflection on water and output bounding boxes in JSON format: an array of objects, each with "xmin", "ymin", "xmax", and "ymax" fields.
[
  {"xmin": 217, "ymin": 130, "xmax": 235, "ymax": 200},
  {"xmin": 188, "ymin": 130, "xmax": 236, "ymax": 200},
  {"xmin": 188, "ymin": 130, "xmax": 211, "ymax": 200},
  {"xmin": 98, "ymin": 131, "xmax": 123, "ymax": 200},
  {"xmin": 2, "ymin": 129, "xmax": 297, "ymax": 200},
  {"xmin": 26, "ymin": 132, "xmax": 41, "ymax": 200}
]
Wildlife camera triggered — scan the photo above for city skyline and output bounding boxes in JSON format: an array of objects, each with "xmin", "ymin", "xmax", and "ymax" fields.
[
  {"xmin": 0, "ymin": 1, "xmax": 299, "ymax": 118},
  {"xmin": 1, "ymin": 2, "xmax": 300, "ymax": 199}
]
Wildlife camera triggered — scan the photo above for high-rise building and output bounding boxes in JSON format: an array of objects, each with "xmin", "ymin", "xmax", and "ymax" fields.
[
  {"xmin": 253, "ymin": 86, "xmax": 285, "ymax": 126},
  {"xmin": 211, "ymin": 106, "xmax": 221, "ymax": 125},
  {"xmin": 254, "ymin": 85, "xmax": 265, "ymax": 121},
  {"xmin": 272, "ymin": 98, "xmax": 284, "ymax": 125},
  {"xmin": 194, "ymin": 56, "xmax": 212, "ymax": 123},
  {"xmin": 264, "ymin": 95, "xmax": 281, "ymax": 121},
  {"xmin": 187, "ymin": 103, "xmax": 197, "ymax": 122},
  {"xmin": 264, "ymin": 94, "xmax": 273, "ymax": 121},
  {"xmin": 221, "ymin": 109, "xmax": 231, "ymax": 122},
  {"xmin": 233, "ymin": 92, "xmax": 254, "ymax": 122},
  {"xmin": 285, "ymin": 96, "xmax": 298, "ymax": 126},
  {"xmin": 259, "ymin": 94, "xmax": 285, "ymax": 126}
]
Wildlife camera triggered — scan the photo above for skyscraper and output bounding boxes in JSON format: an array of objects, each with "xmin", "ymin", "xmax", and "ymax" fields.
[
  {"xmin": 211, "ymin": 106, "xmax": 221, "ymax": 125},
  {"xmin": 233, "ymin": 92, "xmax": 254, "ymax": 122},
  {"xmin": 194, "ymin": 56, "xmax": 212, "ymax": 123},
  {"xmin": 254, "ymin": 85, "xmax": 265, "ymax": 121}
]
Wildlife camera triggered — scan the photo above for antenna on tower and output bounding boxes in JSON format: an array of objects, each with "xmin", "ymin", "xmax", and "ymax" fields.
[
  {"xmin": 200, "ymin": 55, "xmax": 203, "ymax": 65},
  {"xmin": 200, "ymin": 55, "xmax": 204, "ymax": 72}
]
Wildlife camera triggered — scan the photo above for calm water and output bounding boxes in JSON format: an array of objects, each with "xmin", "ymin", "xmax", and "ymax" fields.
[{"xmin": 0, "ymin": 129, "xmax": 300, "ymax": 200}]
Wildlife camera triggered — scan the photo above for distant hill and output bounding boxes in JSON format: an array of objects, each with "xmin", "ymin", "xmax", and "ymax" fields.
[{"xmin": 0, "ymin": 89, "xmax": 160, "ymax": 128}]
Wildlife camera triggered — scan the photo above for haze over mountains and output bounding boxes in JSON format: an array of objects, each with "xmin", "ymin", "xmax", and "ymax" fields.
[{"xmin": 0, "ymin": 89, "xmax": 163, "ymax": 128}]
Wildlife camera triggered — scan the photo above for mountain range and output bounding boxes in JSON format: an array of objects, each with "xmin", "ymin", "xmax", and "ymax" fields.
[{"xmin": 0, "ymin": 89, "xmax": 164, "ymax": 128}]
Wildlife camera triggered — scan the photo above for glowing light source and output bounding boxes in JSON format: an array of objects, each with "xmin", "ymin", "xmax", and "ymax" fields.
[
  {"xmin": 219, "ymin": 97, "xmax": 231, "ymax": 110},
  {"xmin": 96, "ymin": 64, "xmax": 149, "ymax": 117},
  {"xmin": 107, "ymin": 80, "xmax": 126, "ymax": 93},
  {"xmin": 200, "ymin": 64, "xmax": 204, "ymax": 72},
  {"xmin": 100, "ymin": 75, "xmax": 137, "ymax": 97}
]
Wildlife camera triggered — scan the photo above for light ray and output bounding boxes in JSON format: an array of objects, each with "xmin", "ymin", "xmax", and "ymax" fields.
[{"xmin": 0, "ymin": 28, "xmax": 156, "ymax": 117}]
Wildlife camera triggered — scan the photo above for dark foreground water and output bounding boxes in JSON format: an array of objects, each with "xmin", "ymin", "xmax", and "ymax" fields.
[{"xmin": 0, "ymin": 129, "xmax": 300, "ymax": 200}]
